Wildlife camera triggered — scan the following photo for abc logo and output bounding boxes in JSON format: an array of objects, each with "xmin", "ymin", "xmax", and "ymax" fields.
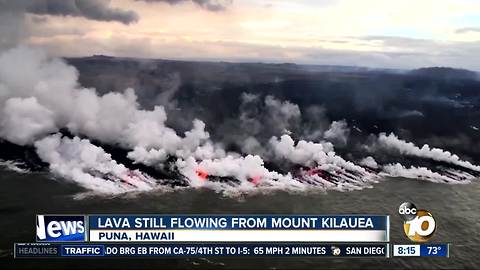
[{"xmin": 398, "ymin": 202, "xmax": 436, "ymax": 242}]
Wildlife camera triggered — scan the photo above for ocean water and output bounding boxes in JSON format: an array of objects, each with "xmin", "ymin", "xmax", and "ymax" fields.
[{"xmin": 0, "ymin": 168, "xmax": 479, "ymax": 269}]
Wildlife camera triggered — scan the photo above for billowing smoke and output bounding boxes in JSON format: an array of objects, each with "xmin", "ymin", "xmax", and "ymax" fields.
[
  {"xmin": 0, "ymin": 46, "xmax": 226, "ymax": 193},
  {"xmin": 269, "ymin": 135, "xmax": 333, "ymax": 167},
  {"xmin": 35, "ymin": 134, "xmax": 156, "ymax": 193},
  {"xmin": 376, "ymin": 133, "xmax": 480, "ymax": 172},
  {"xmin": 0, "ymin": 46, "xmax": 303, "ymax": 195},
  {"xmin": 0, "ymin": 46, "xmax": 219, "ymax": 155},
  {"xmin": 324, "ymin": 120, "xmax": 350, "ymax": 146},
  {"xmin": 176, "ymin": 155, "xmax": 304, "ymax": 194},
  {"xmin": 238, "ymin": 93, "xmax": 301, "ymax": 139},
  {"xmin": 268, "ymin": 134, "xmax": 366, "ymax": 173},
  {"xmin": 214, "ymin": 92, "xmax": 303, "ymax": 156},
  {"xmin": 300, "ymin": 105, "xmax": 330, "ymax": 141},
  {"xmin": 359, "ymin": 156, "xmax": 378, "ymax": 169},
  {"xmin": 0, "ymin": 46, "xmax": 478, "ymax": 196},
  {"xmin": 382, "ymin": 163, "xmax": 473, "ymax": 184},
  {"xmin": 0, "ymin": 97, "xmax": 57, "ymax": 145},
  {"xmin": 0, "ymin": 159, "xmax": 29, "ymax": 173}
]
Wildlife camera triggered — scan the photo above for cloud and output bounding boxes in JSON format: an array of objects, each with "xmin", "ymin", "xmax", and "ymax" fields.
[
  {"xmin": 0, "ymin": 0, "xmax": 139, "ymax": 25},
  {"xmin": 138, "ymin": 0, "xmax": 233, "ymax": 11}
]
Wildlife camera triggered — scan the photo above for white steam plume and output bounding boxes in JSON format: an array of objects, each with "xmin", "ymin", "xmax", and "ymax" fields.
[
  {"xmin": 239, "ymin": 93, "xmax": 301, "ymax": 136},
  {"xmin": 0, "ymin": 46, "xmax": 222, "ymax": 162},
  {"xmin": 324, "ymin": 120, "xmax": 350, "ymax": 146},
  {"xmin": 269, "ymin": 134, "xmax": 366, "ymax": 173},
  {"xmin": 0, "ymin": 160, "xmax": 29, "ymax": 173},
  {"xmin": 175, "ymin": 155, "xmax": 306, "ymax": 195},
  {"xmin": 377, "ymin": 133, "xmax": 480, "ymax": 172},
  {"xmin": 264, "ymin": 95, "xmax": 301, "ymax": 134},
  {"xmin": 359, "ymin": 156, "xmax": 378, "ymax": 169},
  {"xmin": 0, "ymin": 97, "xmax": 56, "ymax": 144},
  {"xmin": 34, "ymin": 134, "xmax": 156, "ymax": 193},
  {"xmin": 382, "ymin": 163, "xmax": 472, "ymax": 184}
]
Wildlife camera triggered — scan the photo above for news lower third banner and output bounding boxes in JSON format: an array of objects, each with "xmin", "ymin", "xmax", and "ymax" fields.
[
  {"xmin": 88, "ymin": 215, "xmax": 389, "ymax": 242},
  {"xmin": 15, "ymin": 243, "xmax": 390, "ymax": 258},
  {"xmin": 21, "ymin": 214, "xmax": 391, "ymax": 258}
]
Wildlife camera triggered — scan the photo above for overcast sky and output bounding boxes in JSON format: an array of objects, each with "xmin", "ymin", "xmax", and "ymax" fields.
[{"xmin": 2, "ymin": 0, "xmax": 480, "ymax": 70}]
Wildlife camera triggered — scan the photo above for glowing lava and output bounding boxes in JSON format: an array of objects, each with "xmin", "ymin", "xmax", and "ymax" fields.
[
  {"xmin": 195, "ymin": 169, "xmax": 209, "ymax": 181},
  {"xmin": 249, "ymin": 175, "xmax": 261, "ymax": 185}
]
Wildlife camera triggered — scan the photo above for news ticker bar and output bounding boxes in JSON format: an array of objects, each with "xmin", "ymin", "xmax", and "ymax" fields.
[
  {"xmin": 393, "ymin": 244, "xmax": 449, "ymax": 257},
  {"xmin": 14, "ymin": 243, "xmax": 389, "ymax": 258},
  {"xmin": 38, "ymin": 215, "xmax": 388, "ymax": 243}
]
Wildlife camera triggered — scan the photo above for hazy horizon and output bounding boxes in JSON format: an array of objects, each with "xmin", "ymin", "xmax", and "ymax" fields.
[
  {"xmin": 65, "ymin": 52, "xmax": 480, "ymax": 73},
  {"xmin": 2, "ymin": 0, "xmax": 480, "ymax": 70}
]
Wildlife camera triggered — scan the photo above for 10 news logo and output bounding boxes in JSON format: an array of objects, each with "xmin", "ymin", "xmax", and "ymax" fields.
[{"xmin": 398, "ymin": 202, "xmax": 436, "ymax": 242}]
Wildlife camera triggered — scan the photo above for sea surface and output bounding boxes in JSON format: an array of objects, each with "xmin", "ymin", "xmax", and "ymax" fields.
[{"xmin": 0, "ymin": 168, "xmax": 479, "ymax": 269}]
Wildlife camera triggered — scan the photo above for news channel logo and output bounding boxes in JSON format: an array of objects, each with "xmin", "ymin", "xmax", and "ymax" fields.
[
  {"xmin": 398, "ymin": 202, "xmax": 436, "ymax": 242},
  {"xmin": 36, "ymin": 215, "xmax": 86, "ymax": 242},
  {"xmin": 331, "ymin": 246, "xmax": 341, "ymax": 256}
]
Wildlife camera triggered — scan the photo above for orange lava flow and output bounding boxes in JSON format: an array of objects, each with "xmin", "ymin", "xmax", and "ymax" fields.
[
  {"xmin": 195, "ymin": 169, "xmax": 209, "ymax": 181},
  {"xmin": 249, "ymin": 175, "xmax": 261, "ymax": 185}
]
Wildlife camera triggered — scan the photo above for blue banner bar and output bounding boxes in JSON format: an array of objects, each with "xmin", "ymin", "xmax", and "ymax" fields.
[
  {"xmin": 15, "ymin": 243, "xmax": 389, "ymax": 258},
  {"xmin": 88, "ymin": 215, "xmax": 388, "ymax": 230},
  {"xmin": 420, "ymin": 244, "xmax": 449, "ymax": 257},
  {"xmin": 60, "ymin": 245, "xmax": 105, "ymax": 257}
]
